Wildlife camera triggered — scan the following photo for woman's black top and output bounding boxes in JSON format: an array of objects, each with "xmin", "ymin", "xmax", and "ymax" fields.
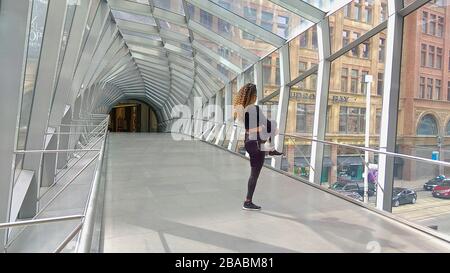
[{"xmin": 244, "ymin": 105, "xmax": 270, "ymax": 142}]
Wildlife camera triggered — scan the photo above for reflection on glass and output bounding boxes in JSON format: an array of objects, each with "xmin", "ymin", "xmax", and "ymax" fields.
[
  {"xmin": 262, "ymin": 50, "xmax": 280, "ymax": 98},
  {"xmin": 111, "ymin": 9, "xmax": 155, "ymax": 25},
  {"xmin": 329, "ymin": 0, "xmax": 388, "ymax": 54},
  {"xmin": 186, "ymin": 3, "xmax": 276, "ymax": 57},
  {"xmin": 153, "ymin": 0, "xmax": 185, "ymax": 15},
  {"xmin": 209, "ymin": 0, "xmax": 312, "ymax": 40},
  {"xmin": 289, "ymin": 25, "xmax": 319, "ymax": 81}
]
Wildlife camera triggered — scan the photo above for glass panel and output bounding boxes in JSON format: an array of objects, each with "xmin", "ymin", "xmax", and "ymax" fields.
[
  {"xmin": 186, "ymin": 3, "xmax": 276, "ymax": 57},
  {"xmin": 17, "ymin": 0, "xmax": 49, "ymax": 153},
  {"xmin": 289, "ymin": 25, "xmax": 319, "ymax": 81},
  {"xmin": 210, "ymin": 0, "xmax": 312, "ymax": 40},
  {"xmin": 283, "ymin": 74, "xmax": 317, "ymax": 180},
  {"xmin": 159, "ymin": 19, "xmax": 190, "ymax": 35},
  {"xmin": 192, "ymin": 31, "xmax": 250, "ymax": 70},
  {"xmin": 329, "ymin": 0, "xmax": 388, "ymax": 54},
  {"xmin": 153, "ymin": 0, "xmax": 185, "ymax": 15},
  {"xmin": 111, "ymin": 10, "xmax": 156, "ymax": 25},
  {"xmin": 326, "ymin": 27, "xmax": 386, "ymax": 145}
]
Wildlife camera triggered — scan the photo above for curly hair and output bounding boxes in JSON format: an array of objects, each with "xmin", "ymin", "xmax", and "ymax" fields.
[{"xmin": 233, "ymin": 83, "xmax": 257, "ymax": 121}]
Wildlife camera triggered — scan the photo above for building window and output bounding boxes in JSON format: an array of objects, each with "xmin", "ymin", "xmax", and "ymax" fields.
[
  {"xmin": 446, "ymin": 121, "xmax": 450, "ymax": 135},
  {"xmin": 362, "ymin": 41, "xmax": 370, "ymax": 58},
  {"xmin": 351, "ymin": 32, "xmax": 360, "ymax": 56},
  {"xmin": 354, "ymin": 0, "xmax": 362, "ymax": 21},
  {"xmin": 417, "ymin": 114, "xmax": 438, "ymax": 135},
  {"xmin": 341, "ymin": 68, "xmax": 348, "ymax": 92},
  {"xmin": 422, "ymin": 12, "xmax": 428, "ymax": 33},
  {"xmin": 379, "ymin": 38, "xmax": 385, "ymax": 62},
  {"xmin": 380, "ymin": 3, "xmax": 387, "ymax": 22},
  {"xmin": 243, "ymin": 7, "xmax": 257, "ymax": 40},
  {"xmin": 377, "ymin": 72, "xmax": 384, "ymax": 95},
  {"xmin": 364, "ymin": 1, "xmax": 373, "ymax": 24},
  {"xmin": 436, "ymin": 79, "xmax": 441, "ymax": 100},
  {"xmin": 376, "ymin": 109, "xmax": 381, "ymax": 134},
  {"xmin": 296, "ymin": 104, "xmax": 315, "ymax": 133},
  {"xmin": 430, "ymin": 14, "xmax": 436, "ymax": 35},
  {"xmin": 299, "ymin": 61, "xmax": 307, "ymax": 74},
  {"xmin": 351, "ymin": 69, "xmax": 359, "ymax": 93},
  {"xmin": 427, "ymin": 78, "xmax": 433, "ymax": 99},
  {"xmin": 311, "ymin": 28, "xmax": 318, "ymax": 49},
  {"xmin": 361, "ymin": 70, "xmax": 369, "ymax": 94},
  {"xmin": 344, "ymin": 3, "xmax": 351, "ymax": 18},
  {"xmin": 277, "ymin": 16, "xmax": 289, "ymax": 37},
  {"xmin": 200, "ymin": 10, "xmax": 212, "ymax": 28},
  {"xmin": 310, "ymin": 74, "xmax": 317, "ymax": 90},
  {"xmin": 419, "ymin": 77, "xmax": 425, "ymax": 98},
  {"xmin": 339, "ymin": 107, "xmax": 366, "ymax": 134},
  {"xmin": 261, "ymin": 11, "xmax": 273, "ymax": 32},
  {"xmin": 428, "ymin": 45, "xmax": 435, "ymax": 68},
  {"xmin": 437, "ymin": 47, "xmax": 443, "ymax": 69},
  {"xmin": 421, "ymin": 44, "xmax": 427, "ymax": 67},
  {"xmin": 299, "ymin": 31, "xmax": 308, "ymax": 48},
  {"xmin": 263, "ymin": 57, "xmax": 272, "ymax": 85},
  {"xmin": 343, "ymin": 30, "xmax": 350, "ymax": 47},
  {"xmin": 448, "ymin": 81, "xmax": 450, "ymax": 101},
  {"xmin": 437, "ymin": 16, "xmax": 444, "ymax": 37}
]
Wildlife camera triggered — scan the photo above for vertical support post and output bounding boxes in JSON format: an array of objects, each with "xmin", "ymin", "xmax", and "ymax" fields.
[
  {"xmin": 377, "ymin": 0, "xmax": 404, "ymax": 212},
  {"xmin": 0, "ymin": 0, "xmax": 32, "ymax": 250},
  {"xmin": 272, "ymin": 44, "xmax": 291, "ymax": 169},
  {"xmin": 309, "ymin": 18, "xmax": 331, "ymax": 184},
  {"xmin": 363, "ymin": 75, "xmax": 373, "ymax": 204},
  {"xmin": 254, "ymin": 61, "xmax": 263, "ymax": 105}
]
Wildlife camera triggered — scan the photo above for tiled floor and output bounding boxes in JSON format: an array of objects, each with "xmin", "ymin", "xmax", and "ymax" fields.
[{"xmin": 101, "ymin": 133, "xmax": 450, "ymax": 253}]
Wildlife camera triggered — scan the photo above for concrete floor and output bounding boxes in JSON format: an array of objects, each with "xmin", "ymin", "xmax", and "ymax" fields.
[{"xmin": 101, "ymin": 133, "xmax": 450, "ymax": 253}]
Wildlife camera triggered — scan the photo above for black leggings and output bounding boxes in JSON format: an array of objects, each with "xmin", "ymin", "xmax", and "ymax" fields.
[{"xmin": 244, "ymin": 140, "xmax": 265, "ymax": 201}]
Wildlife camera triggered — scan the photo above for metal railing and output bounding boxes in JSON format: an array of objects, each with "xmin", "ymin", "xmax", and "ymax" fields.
[{"xmin": 1, "ymin": 114, "xmax": 109, "ymax": 253}]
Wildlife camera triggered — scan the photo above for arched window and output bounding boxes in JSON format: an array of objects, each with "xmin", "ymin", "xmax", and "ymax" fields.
[
  {"xmin": 417, "ymin": 114, "xmax": 438, "ymax": 135},
  {"xmin": 446, "ymin": 121, "xmax": 450, "ymax": 136}
]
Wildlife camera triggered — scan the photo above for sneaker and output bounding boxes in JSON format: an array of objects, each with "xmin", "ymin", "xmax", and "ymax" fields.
[
  {"xmin": 268, "ymin": 150, "xmax": 284, "ymax": 156},
  {"xmin": 242, "ymin": 201, "xmax": 261, "ymax": 211}
]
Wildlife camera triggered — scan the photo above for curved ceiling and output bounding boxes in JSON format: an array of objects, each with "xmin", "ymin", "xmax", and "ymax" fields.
[{"xmin": 104, "ymin": 0, "xmax": 350, "ymax": 116}]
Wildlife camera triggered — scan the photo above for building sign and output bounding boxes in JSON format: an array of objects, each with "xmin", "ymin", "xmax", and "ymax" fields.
[
  {"xmin": 290, "ymin": 92, "xmax": 315, "ymax": 101},
  {"xmin": 331, "ymin": 95, "xmax": 356, "ymax": 103}
]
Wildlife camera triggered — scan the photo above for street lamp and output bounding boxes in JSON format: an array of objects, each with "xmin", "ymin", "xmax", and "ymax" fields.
[{"xmin": 363, "ymin": 74, "xmax": 373, "ymax": 204}]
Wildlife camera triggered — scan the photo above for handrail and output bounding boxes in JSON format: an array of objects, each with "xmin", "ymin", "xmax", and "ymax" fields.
[
  {"xmin": 76, "ymin": 118, "xmax": 109, "ymax": 253},
  {"xmin": 4, "ymin": 115, "xmax": 109, "ymax": 253},
  {"xmin": 0, "ymin": 215, "xmax": 84, "ymax": 229},
  {"xmin": 14, "ymin": 149, "xmax": 101, "ymax": 154},
  {"xmin": 166, "ymin": 117, "xmax": 450, "ymax": 168}
]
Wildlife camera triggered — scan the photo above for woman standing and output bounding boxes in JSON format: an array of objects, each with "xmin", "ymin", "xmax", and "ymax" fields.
[{"xmin": 233, "ymin": 83, "xmax": 283, "ymax": 211}]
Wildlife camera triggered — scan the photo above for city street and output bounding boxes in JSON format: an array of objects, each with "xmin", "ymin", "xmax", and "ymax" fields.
[{"xmin": 393, "ymin": 190, "xmax": 450, "ymax": 234}]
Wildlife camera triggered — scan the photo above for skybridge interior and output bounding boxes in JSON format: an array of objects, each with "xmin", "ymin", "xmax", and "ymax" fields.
[{"xmin": 1, "ymin": 0, "xmax": 450, "ymax": 253}]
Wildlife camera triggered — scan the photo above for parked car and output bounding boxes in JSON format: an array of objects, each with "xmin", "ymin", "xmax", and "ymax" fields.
[
  {"xmin": 336, "ymin": 190, "xmax": 363, "ymax": 202},
  {"xmin": 423, "ymin": 175, "xmax": 446, "ymax": 191},
  {"xmin": 432, "ymin": 179, "xmax": 450, "ymax": 199},
  {"xmin": 392, "ymin": 187, "xmax": 417, "ymax": 207},
  {"xmin": 331, "ymin": 180, "xmax": 376, "ymax": 197}
]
